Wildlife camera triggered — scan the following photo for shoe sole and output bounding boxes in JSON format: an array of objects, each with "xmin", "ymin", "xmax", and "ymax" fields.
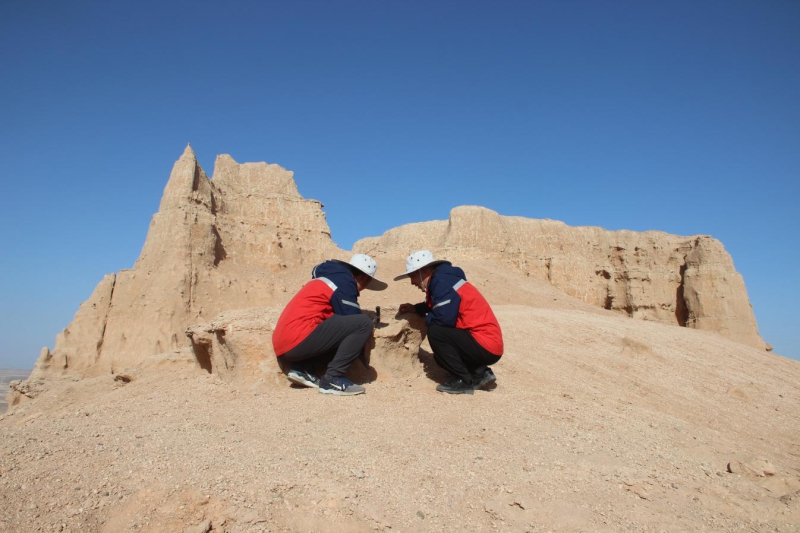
[
  {"xmin": 318, "ymin": 387, "xmax": 365, "ymax": 396},
  {"xmin": 436, "ymin": 386, "xmax": 474, "ymax": 395},
  {"xmin": 287, "ymin": 374, "xmax": 319, "ymax": 388},
  {"xmin": 475, "ymin": 374, "xmax": 497, "ymax": 390}
]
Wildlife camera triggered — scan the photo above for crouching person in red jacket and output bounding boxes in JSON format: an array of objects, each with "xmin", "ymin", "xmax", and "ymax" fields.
[
  {"xmin": 272, "ymin": 254, "xmax": 387, "ymax": 396},
  {"xmin": 396, "ymin": 250, "xmax": 503, "ymax": 395}
]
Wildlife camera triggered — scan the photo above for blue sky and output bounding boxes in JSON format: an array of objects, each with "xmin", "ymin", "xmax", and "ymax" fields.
[{"xmin": 1, "ymin": 0, "xmax": 798, "ymax": 368}]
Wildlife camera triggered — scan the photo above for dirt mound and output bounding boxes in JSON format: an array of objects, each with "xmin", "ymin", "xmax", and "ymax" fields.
[{"xmin": 2, "ymin": 296, "xmax": 798, "ymax": 532}]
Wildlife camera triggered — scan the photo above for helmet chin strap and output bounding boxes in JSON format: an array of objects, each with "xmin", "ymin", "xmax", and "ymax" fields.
[{"xmin": 418, "ymin": 270, "xmax": 427, "ymax": 290}]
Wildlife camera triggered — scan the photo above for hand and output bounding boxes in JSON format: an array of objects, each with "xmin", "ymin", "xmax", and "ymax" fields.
[{"xmin": 398, "ymin": 303, "xmax": 415, "ymax": 314}]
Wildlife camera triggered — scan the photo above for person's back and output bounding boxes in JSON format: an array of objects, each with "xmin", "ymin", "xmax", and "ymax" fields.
[
  {"xmin": 272, "ymin": 260, "xmax": 362, "ymax": 357},
  {"xmin": 426, "ymin": 263, "xmax": 503, "ymax": 357},
  {"xmin": 396, "ymin": 250, "xmax": 503, "ymax": 394},
  {"xmin": 272, "ymin": 254, "xmax": 386, "ymax": 396}
]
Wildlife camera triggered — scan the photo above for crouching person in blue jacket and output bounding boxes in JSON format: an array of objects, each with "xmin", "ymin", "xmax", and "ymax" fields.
[
  {"xmin": 396, "ymin": 250, "xmax": 503, "ymax": 395},
  {"xmin": 272, "ymin": 254, "xmax": 387, "ymax": 396}
]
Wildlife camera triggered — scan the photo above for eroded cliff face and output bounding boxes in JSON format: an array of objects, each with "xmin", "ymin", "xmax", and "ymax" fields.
[
  {"xmin": 353, "ymin": 206, "xmax": 767, "ymax": 350},
  {"xmin": 30, "ymin": 151, "xmax": 766, "ymax": 385},
  {"xmin": 40, "ymin": 145, "xmax": 342, "ymax": 378}
]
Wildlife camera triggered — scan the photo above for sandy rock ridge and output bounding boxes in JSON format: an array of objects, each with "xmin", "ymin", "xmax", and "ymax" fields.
[
  {"xmin": 32, "ymin": 146, "xmax": 343, "ymax": 381},
  {"xmin": 354, "ymin": 205, "xmax": 766, "ymax": 350},
  {"xmin": 25, "ymin": 146, "xmax": 766, "ymax": 389}
]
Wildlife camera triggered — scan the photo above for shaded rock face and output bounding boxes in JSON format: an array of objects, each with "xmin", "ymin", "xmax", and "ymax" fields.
[
  {"xmin": 354, "ymin": 206, "xmax": 766, "ymax": 349},
  {"xmin": 185, "ymin": 307, "xmax": 285, "ymax": 386},
  {"xmin": 41, "ymin": 146, "xmax": 342, "ymax": 378},
  {"xmin": 184, "ymin": 306, "xmax": 426, "ymax": 386}
]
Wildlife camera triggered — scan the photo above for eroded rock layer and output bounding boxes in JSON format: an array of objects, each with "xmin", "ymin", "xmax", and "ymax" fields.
[
  {"xmin": 41, "ymin": 146, "xmax": 342, "ymax": 378},
  {"xmin": 31, "ymin": 149, "xmax": 766, "ymax": 386},
  {"xmin": 354, "ymin": 206, "xmax": 766, "ymax": 349},
  {"xmin": 184, "ymin": 305, "xmax": 426, "ymax": 386}
]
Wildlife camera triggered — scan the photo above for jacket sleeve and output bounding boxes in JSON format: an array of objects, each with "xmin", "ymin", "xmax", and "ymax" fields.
[
  {"xmin": 413, "ymin": 302, "xmax": 430, "ymax": 316},
  {"xmin": 424, "ymin": 276, "xmax": 460, "ymax": 327}
]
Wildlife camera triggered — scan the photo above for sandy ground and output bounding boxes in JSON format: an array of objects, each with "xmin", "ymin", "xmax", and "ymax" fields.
[{"xmin": 2, "ymin": 262, "xmax": 799, "ymax": 533}]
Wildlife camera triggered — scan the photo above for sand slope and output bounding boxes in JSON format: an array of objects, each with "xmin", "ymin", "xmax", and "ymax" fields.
[{"xmin": 1, "ymin": 268, "xmax": 798, "ymax": 532}]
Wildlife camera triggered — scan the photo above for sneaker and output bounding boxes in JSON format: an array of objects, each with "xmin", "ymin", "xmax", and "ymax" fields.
[
  {"xmin": 287, "ymin": 367, "xmax": 320, "ymax": 388},
  {"xmin": 473, "ymin": 368, "xmax": 496, "ymax": 390},
  {"xmin": 436, "ymin": 378, "xmax": 474, "ymax": 395},
  {"xmin": 318, "ymin": 376, "xmax": 365, "ymax": 396}
]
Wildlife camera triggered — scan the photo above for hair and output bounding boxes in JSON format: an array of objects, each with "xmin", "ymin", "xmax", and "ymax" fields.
[{"xmin": 346, "ymin": 264, "xmax": 370, "ymax": 281}]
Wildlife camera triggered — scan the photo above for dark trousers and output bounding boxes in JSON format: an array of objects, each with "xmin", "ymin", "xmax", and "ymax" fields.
[
  {"xmin": 280, "ymin": 314, "xmax": 372, "ymax": 380},
  {"xmin": 427, "ymin": 324, "xmax": 501, "ymax": 384}
]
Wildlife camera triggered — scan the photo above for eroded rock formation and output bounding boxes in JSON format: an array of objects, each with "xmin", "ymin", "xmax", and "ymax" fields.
[
  {"xmin": 38, "ymin": 145, "xmax": 342, "ymax": 379},
  {"xmin": 27, "ymin": 148, "xmax": 766, "ymax": 389},
  {"xmin": 354, "ymin": 206, "xmax": 767, "ymax": 349}
]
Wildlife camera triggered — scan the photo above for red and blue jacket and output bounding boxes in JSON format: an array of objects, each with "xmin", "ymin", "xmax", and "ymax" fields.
[
  {"xmin": 414, "ymin": 263, "xmax": 504, "ymax": 356},
  {"xmin": 272, "ymin": 261, "xmax": 362, "ymax": 356}
]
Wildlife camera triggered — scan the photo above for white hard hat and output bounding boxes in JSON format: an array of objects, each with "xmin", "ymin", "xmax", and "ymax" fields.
[
  {"xmin": 333, "ymin": 254, "xmax": 388, "ymax": 291},
  {"xmin": 393, "ymin": 250, "xmax": 448, "ymax": 281}
]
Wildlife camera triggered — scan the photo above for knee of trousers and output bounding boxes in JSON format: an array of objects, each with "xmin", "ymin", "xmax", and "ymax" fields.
[
  {"xmin": 354, "ymin": 313, "xmax": 373, "ymax": 332},
  {"xmin": 426, "ymin": 324, "xmax": 448, "ymax": 341}
]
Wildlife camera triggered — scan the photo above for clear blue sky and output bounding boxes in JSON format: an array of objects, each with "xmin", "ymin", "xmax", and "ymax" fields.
[{"xmin": 2, "ymin": 1, "xmax": 798, "ymax": 368}]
